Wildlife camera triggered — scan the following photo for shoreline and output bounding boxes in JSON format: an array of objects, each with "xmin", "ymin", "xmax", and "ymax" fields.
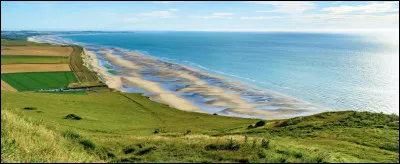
[{"xmin": 27, "ymin": 35, "xmax": 328, "ymax": 119}]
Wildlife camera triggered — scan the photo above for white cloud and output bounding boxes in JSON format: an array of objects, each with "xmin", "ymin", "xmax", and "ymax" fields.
[
  {"xmin": 292, "ymin": 13, "xmax": 399, "ymax": 29},
  {"xmin": 240, "ymin": 16, "xmax": 282, "ymax": 20},
  {"xmin": 123, "ymin": 9, "xmax": 178, "ymax": 23},
  {"xmin": 123, "ymin": 17, "xmax": 140, "ymax": 23},
  {"xmin": 252, "ymin": 1, "xmax": 315, "ymax": 14},
  {"xmin": 322, "ymin": 1, "xmax": 399, "ymax": 14},
  {"xmin": 168, "ymin": 8, "xmax": 180, "ymax": 12},
  {"xmin": 195, "ymin": 13, "xmax": 233, "ymax": 19},
  {"xmin": 138, "ymin": 10, "xmax": 175, "ymax": 18}
]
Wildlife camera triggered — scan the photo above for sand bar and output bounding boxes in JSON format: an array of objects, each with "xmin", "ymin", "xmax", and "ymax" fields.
[{"xmin": 28, "ymin": 35, "xmax": 327, "ymax": 118}]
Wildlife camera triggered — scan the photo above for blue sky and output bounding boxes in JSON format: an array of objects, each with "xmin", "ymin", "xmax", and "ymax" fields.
[{"xmin": 1, "ymin": 1, "xmax": 399, "ymax": 31}]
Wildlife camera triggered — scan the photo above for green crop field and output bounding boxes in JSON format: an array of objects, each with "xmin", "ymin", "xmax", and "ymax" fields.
[
  {"xmin": 1, "ymin": 72, "xmax": 78, "ymax": 91},
  {"xmin": 1, "ymin": 90, "xmax": 398, "ymax": 163},
  {"xmin": 1, "ymin": 55, "xmax": 69, "ymax": 64},
  {"xmin": 1, "ymin": 39, "xmax": 51, "ymax": 47}
]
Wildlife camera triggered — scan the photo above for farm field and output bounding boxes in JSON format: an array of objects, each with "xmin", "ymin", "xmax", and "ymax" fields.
[
  {"xmin": 1, "ymin": 46, "xmax": 73, "ymax": 56},
  {"xmin": 1, "ymin": 38, "xmax": 51, "ymax": 46},
  {"xmin": 1, "ymin": 55, "xmax": 69, "ymax": 64},
  {"xmin": 1, "ymin": 71, "xmax": 77, "ymax": 91},
  {"xmin": 1, "ymin": 64, "xmax": 71, "ymax": 73}
]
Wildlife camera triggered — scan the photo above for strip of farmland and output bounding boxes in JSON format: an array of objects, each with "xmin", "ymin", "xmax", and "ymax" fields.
[
  {"xmin": 1, "ymin": 64, "xmax": 71, "ymax": 73},
  {"xmin": 1, "ymin": 46, "xmax": 73, "ymax": 56},
  {"xmin": 1, "ymin": 72, "xmax": 77, "ymax": 91},
  {"xmin": 1, "ymin": 55, "xmax": 69, "ymax": 64}
]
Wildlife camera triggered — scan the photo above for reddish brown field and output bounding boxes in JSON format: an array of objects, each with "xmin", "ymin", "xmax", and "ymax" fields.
[
  {"xmin": 1, "ymin": 64, "xmax": 71, "ymax": 73},
  {"xmin": 1, "ymin": 46, "xmax": 73, "ymax": 57}
]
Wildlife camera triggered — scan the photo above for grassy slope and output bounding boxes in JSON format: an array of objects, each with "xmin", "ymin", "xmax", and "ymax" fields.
[
  {"xmin": 1, "ymin": 55, "xmax": 69, "ymax": 65},
  {"xmin": 68, "ymin": 46, "xmax": 102, "ymax": 83},
  {"xmin": 1, "ymin": 90, "xmax": 398, "ymax": 163}
]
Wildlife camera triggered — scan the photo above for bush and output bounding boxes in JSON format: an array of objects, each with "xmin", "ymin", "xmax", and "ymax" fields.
[
  {"xmin": 136, "ymin": 147, "xmax": 156, "ymax": 156},
  {"xmin": 62, "ymin": 131, "xmax": 81, "ymax": 140},
  {"xmin": 255, "ymin": 120, "xmax": 266, "ymax": 127},
  {"xmin": 23, "ymin": 107, "xmax": 37, "ymax": 110},
  {"xmin": 248, "ymin": 125, "xmax": 254, "ymax": 129},
  {"xmin": 258, "ymin": 149, "xmax": 267, "ymax": 158},
  {"xmin": 205, "ymin": 138, "xmax": 240, "ymax": 151},
  {"xmin": 64, "ymin": 114, "xmax": 82, "ymax": 120},
  {"xmin": 79, "ymin": 139, "xmax": 95, "ymax": 150},
  {"xmin": 252, "ymin": 139, "xmax": 257, "ymax": 148},
  {"xmin": 261, "ymin": 138, "xmax": 270, "ymax": 149},
  {"xmin": 186, "ymin": 129, "xmax": 191, "ymax": 135},
  {"xmin": 123, "ymin": 147, "xmax": 135, "ymax": 154}
]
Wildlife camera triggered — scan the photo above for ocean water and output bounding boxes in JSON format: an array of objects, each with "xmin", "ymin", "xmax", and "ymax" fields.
[{"xmin": 60, "ymin": 31, "xmax": 399, "ymax": 114}]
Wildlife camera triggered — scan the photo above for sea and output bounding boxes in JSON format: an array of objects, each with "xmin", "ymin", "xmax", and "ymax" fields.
[{"xmin": 43, "ymin": 31, "xmax": 399, "ymax": 115}]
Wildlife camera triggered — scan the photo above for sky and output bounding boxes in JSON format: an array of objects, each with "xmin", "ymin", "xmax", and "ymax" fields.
[{"xmin": 1, "ymin": 1, "xmax": 399, "ymax": 31}]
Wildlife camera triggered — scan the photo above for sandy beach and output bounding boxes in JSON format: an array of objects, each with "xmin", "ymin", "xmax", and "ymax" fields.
[{"xmin": 27, "ymin": 35, "xmax": 327, "ymax": 118}]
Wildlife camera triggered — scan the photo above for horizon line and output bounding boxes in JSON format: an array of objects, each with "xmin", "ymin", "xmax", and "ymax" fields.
[{"xmin": 2, "ymin": 28, "xmax": 399, "ymax": 33}]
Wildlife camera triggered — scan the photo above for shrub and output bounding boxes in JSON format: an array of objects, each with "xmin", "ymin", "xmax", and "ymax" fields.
[
  {"xmin": 186, "ymin": 129, "xmax": 191, "ymax": 135},
  {"xmin": 248, "ymin": 125, "xmax": 254, "ymax": 129},
  {"xmin": 62, "ymin": 131, "xmax": 81, "ymax": 140},
  {"xmin": 205, "ymin": 138, "xmax": 240, "ymax": 151},
  {"xmin": 123, "ymin": 147, "xmax": 135, "ymax": 154},
  {"xmin": 64, "ymin": 114, "xmax": 82, "ymax": 120},
  {"xmin": 255, "ymin": 120, "xmax": 266, "ymax": 127},
  {"xmin": 79, "ymin": 139, "xmax": 95, "ymax": 150},
  {"xmin": 261, "ymin": 138, "xmax": 269, "ymax": 149},
  {"xmin": 136, "ymin": 147, "xmax": 156, "ymax": 156},
  {"xmin": 258, "ymin": 149, "xmax": 267, "ymax": 158},
  {"xmin": 23, "ymin": 107, "xmax": 36, "ymax": 110},
  {"xmin": 252, "ymin": 139, "xmax": 257, "ymax": 148}
]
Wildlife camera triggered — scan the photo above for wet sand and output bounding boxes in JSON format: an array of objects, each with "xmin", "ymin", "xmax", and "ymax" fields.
[{"xmin": 27, "ymin": 35, "xmax": 328, "ymax": 119}]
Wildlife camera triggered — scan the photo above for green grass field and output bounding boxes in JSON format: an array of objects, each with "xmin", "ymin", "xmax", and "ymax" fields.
[
  {"xmin": 1, "ymin": 90, "xmax": 398, "ymax": 163},
  {"xmin": 1, "ymin": 55, "xmax": 69, "ymax": 64},
  {"xmin": 1, "ymin": 39, "xmax": 51, "ymax": 47},
  {"xmin": 1, "ymin": 72, "xmax": 78, "ymax": 91}
]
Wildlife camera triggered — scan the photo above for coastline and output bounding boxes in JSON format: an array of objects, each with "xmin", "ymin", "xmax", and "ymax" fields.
[{"xmin": 28, "ymin": 35, "xmax": 328, "ymax": 119}]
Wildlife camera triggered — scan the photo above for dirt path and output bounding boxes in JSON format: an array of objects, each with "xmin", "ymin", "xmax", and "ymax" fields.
[{"xmin": 1, "ymin": 80, "xmax": 17, "ymax": 91}]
